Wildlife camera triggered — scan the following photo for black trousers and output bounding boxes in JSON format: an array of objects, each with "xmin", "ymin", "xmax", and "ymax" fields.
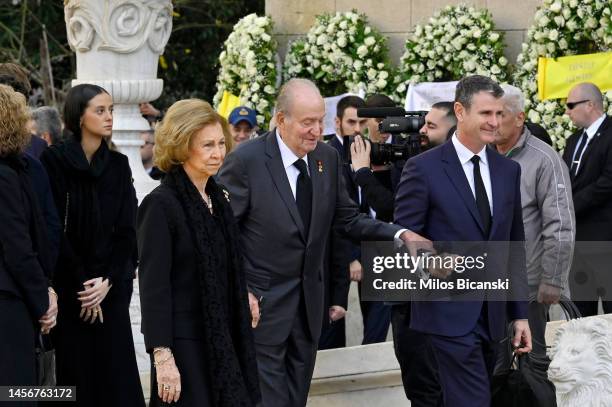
[
  {"xmin": 318, "ymin": 317, "xmax": 345, "ymax": 350},
  {"xmin": 391, "ymin": 304, "xmax": 442, "ymax": 406},
  {"xmin": 255, "ymin": 296, "xmax": 317, "ymax": 407},
  {"xmin": 359, "ymin": 282, "xmax": 391, "ymax": 344},
  {"xmin": 0, "ymin": 294, "xmax": 37, "ymax": 407},
  {"xmin": 570, "ymin": 248, "xmax": 612, "ymax": 317}
]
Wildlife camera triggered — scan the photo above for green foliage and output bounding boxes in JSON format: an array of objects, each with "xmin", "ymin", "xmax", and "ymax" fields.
[{"xmin": 158, "ymin": 0, "xmax": 265, "ymax": 108}]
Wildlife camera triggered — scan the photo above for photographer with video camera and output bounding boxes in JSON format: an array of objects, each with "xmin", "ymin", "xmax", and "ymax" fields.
[
  {"xmin": 350, "ymin": 95, "xmax": 441, "ymax": 402},
  {"xmin": 349, "ymin": 94, "xmax": 428, "ymax": 345}
]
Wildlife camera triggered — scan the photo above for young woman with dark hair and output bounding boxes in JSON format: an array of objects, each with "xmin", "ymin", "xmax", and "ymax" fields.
[{"xmin": 41, "ymin": 84, "xmax": 145, "ymax": 406}]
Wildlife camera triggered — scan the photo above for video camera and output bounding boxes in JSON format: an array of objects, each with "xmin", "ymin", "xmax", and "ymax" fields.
[{"xmin": 354, "ymin": 107, "xmax": 428, "ymax": 165}]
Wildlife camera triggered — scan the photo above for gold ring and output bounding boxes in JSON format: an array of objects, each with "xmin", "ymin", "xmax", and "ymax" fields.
[{"xmin": 163, "ymin": 385, "xmax": 171, "ymax": 391}]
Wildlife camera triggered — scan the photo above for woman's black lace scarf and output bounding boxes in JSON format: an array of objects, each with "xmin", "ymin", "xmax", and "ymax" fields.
[{"xmin": 164, "ymin": 167, "xmax": 261, "ymax": 406}]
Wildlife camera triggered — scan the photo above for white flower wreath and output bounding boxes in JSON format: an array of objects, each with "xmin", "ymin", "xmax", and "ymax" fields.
[
  {"xmin": 213, "ymin": 13, "xmax": 278, "ymax": 126},
  {"xmin": 514, "ymin": 0, "xmax": 611, "ymax": 150},
  {"xmin": 394, "ymin": 4, "xmax": 508, "ymax": 101},
  {"xmin": 283, "ymin": 10, "xmax": 394, "ymax": 97}
]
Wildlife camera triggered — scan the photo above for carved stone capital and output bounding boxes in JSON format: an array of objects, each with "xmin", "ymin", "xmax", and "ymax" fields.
[{"xmin": 64, "ymin": 0, "xmax": 172, "ymax": 55}]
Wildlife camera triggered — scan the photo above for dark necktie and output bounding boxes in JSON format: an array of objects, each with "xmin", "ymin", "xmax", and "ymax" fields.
[
  {"xmin": 570, "ymin": 131, "xmax": 588, "ymax": 177},
  {"xmin": 294, "ymin": 159, "xmax": 312, "ymax": 237},
  {"xmin": 470, "ymin": 155, "xmax": 491, "ymax": 237}
]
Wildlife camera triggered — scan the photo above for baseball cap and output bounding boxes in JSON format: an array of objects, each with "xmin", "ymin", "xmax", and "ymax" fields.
[{"xmin": 228, "ymin": 106, "xmax": 257, "ymax": 127}]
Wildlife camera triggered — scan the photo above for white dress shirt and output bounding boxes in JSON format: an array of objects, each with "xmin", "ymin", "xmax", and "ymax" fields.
[
  {"xmin": 451, "ymin": 133, "xmax": 493, "ymax": 213},
  {"xmin": 279, "ymin": 130, "xmax": 407, "ymax": 242},
  {"xmin": 276, "ymin": 130, "xmax": 309, "ymax": 200},
  {"xmin": 573, "ymin": 113, "xmax": 606, "ymax": 174}
]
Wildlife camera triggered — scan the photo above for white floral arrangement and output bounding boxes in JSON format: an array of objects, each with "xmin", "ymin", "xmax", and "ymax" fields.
[
  {"xmin": 283, "ymin": 10, "xmax": 394, "ymax": 97},
  {"xmin": 514, "ymin": 0, "xmax": 612, "ymax": 150},
  {"xmin": 213, "ymin": 13, "xmax": 278, "ymax": 126},
  {"xmin": 394, "ymin": 4, "xmax": 508, "ymax": 102}
]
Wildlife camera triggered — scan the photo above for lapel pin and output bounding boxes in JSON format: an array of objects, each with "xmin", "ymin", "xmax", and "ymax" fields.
[
  {"xmin": 317, "ymin": 160, "xmax": 323, "ymax": 173},
  {"xmin": 222, "ymin": 188, "xmax": 231, "ymax": 202}
]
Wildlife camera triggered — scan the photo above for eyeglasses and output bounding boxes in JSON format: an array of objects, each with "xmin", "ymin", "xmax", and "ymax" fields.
[{"xmin": 566, "ymin": 99, "xmax": 590, "ymax": 110}]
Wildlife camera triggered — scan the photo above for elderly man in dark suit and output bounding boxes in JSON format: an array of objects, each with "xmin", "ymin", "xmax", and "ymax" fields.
[
  {"xmin": 217, "ymin": 78, "xmax": 426, "ymax": 407},
  {"xmin": 394, "ymin": 75, "xmax": 532, "ymax": 406},
  {"xmin": 562, "ymin": 82, "xmax": 612, "ymax": 317}
]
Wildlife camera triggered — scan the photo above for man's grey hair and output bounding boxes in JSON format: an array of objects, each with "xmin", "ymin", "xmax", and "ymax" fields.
[
  {"xmin": 275, "ymin": 78, "xmax": 321, "ymax": 116},
  {"xmin": 31, "ymin": 106, "xmax": 62, "ymax": 145},
  {"xmin": 574, "ymin": 82, "xmax": 604, "ymax": 111},
  {"xmin": 500, "ymin": 84, "xmax": 525, "ymax": 114},
  {"xmin": 455, "ymin": 75, "xmax": 504, "ymax": 110}
]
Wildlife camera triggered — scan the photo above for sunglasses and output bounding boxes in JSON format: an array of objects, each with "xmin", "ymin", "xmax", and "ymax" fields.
[{"xmin": 566, "ymin": 99, "xmax": 590, "ymax": 110}]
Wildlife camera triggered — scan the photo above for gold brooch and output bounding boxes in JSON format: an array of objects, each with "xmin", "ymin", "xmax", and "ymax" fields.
[{"xmin": 317, "ymin": 160, "xmax": 323, "ymax": 173}]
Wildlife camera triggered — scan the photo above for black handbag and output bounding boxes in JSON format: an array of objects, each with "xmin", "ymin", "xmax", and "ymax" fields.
[
  {"xmin": 491, "ymin": 296, "xmax": 581, "ymax": 406},
  {"xmin": 491, "ymin": 351, "xmax": 557, "ymax": 407},
  {"xmin": 35, "ymin": 333, "xmax": 56, "ymax": 386}
]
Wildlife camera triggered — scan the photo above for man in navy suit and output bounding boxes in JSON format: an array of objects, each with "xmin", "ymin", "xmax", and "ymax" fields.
[{"xmin": 394, "ymin": 75, "xmax": 532, "ymax": 406}]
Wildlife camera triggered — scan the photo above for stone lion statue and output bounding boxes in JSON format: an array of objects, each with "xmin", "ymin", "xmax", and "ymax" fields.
[{"xmin": 548, "ymin": 317, "xmax": 612, "ymax": 406}]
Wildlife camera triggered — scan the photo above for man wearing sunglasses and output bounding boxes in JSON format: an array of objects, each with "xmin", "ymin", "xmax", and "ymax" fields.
[{"xmin": 562, "ymin": 82, "xmax": 612, "ymax": 317}]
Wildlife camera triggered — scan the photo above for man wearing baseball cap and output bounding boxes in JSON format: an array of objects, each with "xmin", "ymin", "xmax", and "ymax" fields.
[{"xmin": 228, "ymin": 106, "xmax": 258, "ymax": 145}]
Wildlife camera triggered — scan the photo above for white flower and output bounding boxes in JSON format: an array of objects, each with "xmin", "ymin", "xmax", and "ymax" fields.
[
  {"xmin": 489, "ymin": 32, "xmax": 500, "ymax": 42},
  {"xmin": 364, "ymin": 36, "xmax": 376, "ymax": 46},
  {"xmin": 566, "ymin": 20, "xmax": 577, "ymax": 31},
  {"xmin": 528, "ymin": 110, "xmax": 541, "ymax": 123},
  {"xmin": 354, "ymin": 60, "xmax": 363, "ymax": 70},
  {"xmin": 586, "ymin": 17, "xmax": 597, "ymax": 28},
  {"xmin": 337, "ymin": 36, "xmax": 347, "ymax": 48},
  {"xmin": 499, "ymin": 56, "xmax": 508, "ymax": 66},
  {"xmin": 548, "ymin": 29, "xmax": 559, "ymax": 41},
  {"xmin": 264, "ymin": 85, "xmax": 275, "ymax": 94},
  {"xmin": 376, "ymin": 78, "xmax": 387, "ymax": 89},
  {"xmin": 261, "ymin": 33, "xmax": 271, "ymax": 42},
  {"xmin": 550, "ymin": 1, "xmax": 562, "ymax": 12},
  {"xmin": 357, "ymin": 45, "xmax": 368, "ymax": 58},
  {"xmin": 473, "ymin": 29, "xmax": 482, "ymax": 38}
]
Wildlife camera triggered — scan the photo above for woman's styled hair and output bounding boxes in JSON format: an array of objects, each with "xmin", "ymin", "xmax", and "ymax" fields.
[
  {"xmin": 63, "ymin": 83, "xmax": 109, "ymax": 142},
  {"xmin": 0, "ymin": 84, "xmax": 30, "ymax": 157},
  {"xmin": 154, "ymin": 99, "xmax": 233, "ymax": 172}
]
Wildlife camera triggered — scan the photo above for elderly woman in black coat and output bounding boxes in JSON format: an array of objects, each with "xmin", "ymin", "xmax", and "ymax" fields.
[
  {"xmin": 0, "ymin": 84, "xmax": 57, "ymax": 392},
  {"xmin": 40, "ymin": 84, "xmax": 144, "ymax": 406},
  {"xmin": 138, "ymin": 99, "xmax": 260, "ymax": 406}
]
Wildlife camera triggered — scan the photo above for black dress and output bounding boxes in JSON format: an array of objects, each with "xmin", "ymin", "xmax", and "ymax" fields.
[
  {"xmin": 137, "ymin": 168, "xmax": 260, "ymax": 407},
  {"xmin": 40, "ymin": 140, "xmax": 144, "ymax": 407}
]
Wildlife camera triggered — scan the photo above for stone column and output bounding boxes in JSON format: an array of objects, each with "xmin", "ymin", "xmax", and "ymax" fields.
[
  {"xmin": 64, "ymin": 0, "xmax": 172, "ymax": 201},
  {"xmin": 64, "ymin": 0, "xmax": 173, "ymax": 376}
]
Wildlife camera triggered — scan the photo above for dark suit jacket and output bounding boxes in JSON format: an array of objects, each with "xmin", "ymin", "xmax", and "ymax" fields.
[
  {"xmin": 218, "ymin": 131, "xmax": 402, "ymax": 345},
  {"xmin": 0, "ymin": 158, "xmax": 49, "ymax": 320},
  {"xmin": 24, "ymin": 153, "xmax": 60, "ymax": 273},
  {"xmin": 562, "ymin": 115, "xmax": 612, "ymax": 240},
  {"xmin": 25, "ymin": 135, "xmax": 47, "ymax": 159},
  {"xmin": 394, "ymin": 140, "xmax": 528, "ymax": 341},
  {"xmin": 137, "ymin": 184, "xmax": 206, "ymax": 351}
]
